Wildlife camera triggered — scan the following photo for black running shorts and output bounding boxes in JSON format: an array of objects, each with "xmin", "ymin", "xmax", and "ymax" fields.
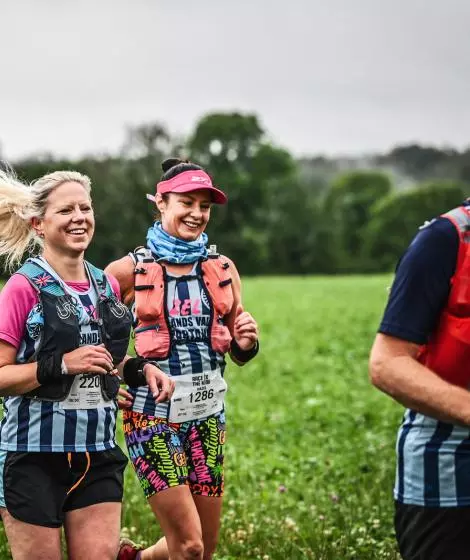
[
  {"xmin": 2, "ymin": 447, "xmax": 128, "ymax": 527},
  {"xmin": 395, "ymin": 501, "xmax": 470, "ymax": 560}
]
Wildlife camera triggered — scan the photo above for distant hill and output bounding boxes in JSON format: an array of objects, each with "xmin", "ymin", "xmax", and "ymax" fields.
[{"xmin": 297, "ymin": 144, "xmax": 470, "ymax": 195}]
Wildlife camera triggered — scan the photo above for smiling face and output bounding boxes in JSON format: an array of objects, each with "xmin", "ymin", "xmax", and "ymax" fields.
[
  {"xmin": 157, "ymin": 190, "xmax": 212, "ymax": 241},
  {"xmin": 32, "ymin": 181, "xmax": 95, "ymax": 257}
]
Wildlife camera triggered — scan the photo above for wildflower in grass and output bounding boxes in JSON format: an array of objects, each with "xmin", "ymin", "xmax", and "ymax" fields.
[
  {"xmin": 283, "ymin": 516, "xmax": 298, "ymax": 531},
  {"xmin": 236, "ymin": 529, "xmax": 247, "ymax": 541},
  {"xmin": 278, "ymin": 484, "xmax": 287, "ymax": 493}
]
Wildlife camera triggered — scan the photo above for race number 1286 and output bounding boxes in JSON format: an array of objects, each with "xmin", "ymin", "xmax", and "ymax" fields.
[{"xmin": 189, "ymin": 389, "xmax": 214, "ymax": 403}]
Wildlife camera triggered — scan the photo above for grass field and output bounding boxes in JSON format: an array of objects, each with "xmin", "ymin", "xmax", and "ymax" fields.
[{"xmin": 0, "ymin": 275, "xmax": 404, "ymax": 559}]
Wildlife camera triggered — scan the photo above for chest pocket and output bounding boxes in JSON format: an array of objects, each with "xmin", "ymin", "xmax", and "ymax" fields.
[
  {"xmin": 134, "ymin": 262, "xmax": 171, "ymax": 359},
  {"xmin": 134, "ymin": 262, "xmax": 165, "ymax": 321},
  {"xmin": 99, "ymin": 295, "xmax": 133, "ymax": 365}
]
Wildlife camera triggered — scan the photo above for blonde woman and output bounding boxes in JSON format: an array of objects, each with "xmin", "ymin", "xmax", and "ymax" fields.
[{"xmin": 0, "ymin": 169, "xmax": 173, "ymax": 559}]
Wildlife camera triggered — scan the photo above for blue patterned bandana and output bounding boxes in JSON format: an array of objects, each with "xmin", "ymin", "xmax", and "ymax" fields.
[{"xmin": 146, "ymin": 222, "xmax": 208, "ymax": 264}]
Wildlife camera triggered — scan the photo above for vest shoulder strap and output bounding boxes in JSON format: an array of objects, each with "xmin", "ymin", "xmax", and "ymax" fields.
[
  {"xmin": 130, "ymin": 246, "xmax": 154, "ymax": 265},
  {"xmin": 16, "ymin": 260, "xmax": 65, "ymax": 296},
  {"xmin": 442, "ymin": 206, "xmax": 470, "ymax": 238},
  {"xmin": 86, "ymin": 261, "xmax": 112, "ymax": 296},
  {"xmin": 201, "ymin": 255, "xmax": 233, "ymax": 289},
  {"xmin": 202, "ymin": 254, "xmax": 231, "ymax": 275},
  {"xmin": 441, "ymin": 206, "xmax": 470, "ymax": 276},
  {"xmin": 201, "ymin": 255, "xmax": 234, "ymax": 316},
  {"xmin": 17, "ymin": 259, "xmax": 111, "ymax": 298}
]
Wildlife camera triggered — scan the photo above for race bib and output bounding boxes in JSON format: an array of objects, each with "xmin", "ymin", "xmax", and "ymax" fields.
[
  {"xmin": 61, "ymin": 374, "xmax": 110, "ymax": 410},
  {"xmin": 169, "ymin": 371, "xmax": 227, "ymax": 423}
]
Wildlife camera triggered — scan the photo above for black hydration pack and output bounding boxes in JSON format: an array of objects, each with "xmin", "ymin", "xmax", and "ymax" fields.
[{"xmin": 17, "ymin": 258, "xmax": 132, "ymax": 402}]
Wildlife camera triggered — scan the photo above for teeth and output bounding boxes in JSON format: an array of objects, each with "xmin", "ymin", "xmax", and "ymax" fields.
[
  {"xmin": 68, "ymin": 229, "xmax": 86, "ymax": 234},
  {"xmin": 183, "ymin": 221, "xmax": 199, "ymax": 228}
]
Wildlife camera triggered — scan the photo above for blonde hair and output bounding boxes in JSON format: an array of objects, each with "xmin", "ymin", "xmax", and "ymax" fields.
[{"xmin": 0, "ymin": 169, "xmax": 91, "ymax": 270}]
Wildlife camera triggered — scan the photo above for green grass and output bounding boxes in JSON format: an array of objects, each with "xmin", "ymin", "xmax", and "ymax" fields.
[
  {"xmin": 120, "ymin": 275, "xmax": 402, "ymax": 559},
  {"xmin": 0, "ymin": 275, "xmax": 403, "ymax": 559}
]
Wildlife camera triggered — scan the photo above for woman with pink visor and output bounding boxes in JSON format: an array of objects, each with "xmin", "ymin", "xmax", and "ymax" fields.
[{"xmin": 107, "ymin": 158, "xmax": 259, "ymax": 560}]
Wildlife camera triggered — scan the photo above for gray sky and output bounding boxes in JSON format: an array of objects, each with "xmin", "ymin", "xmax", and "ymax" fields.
[{"xmin": 1, "ymin": 0, "xmax": 469, "ymax": 160}]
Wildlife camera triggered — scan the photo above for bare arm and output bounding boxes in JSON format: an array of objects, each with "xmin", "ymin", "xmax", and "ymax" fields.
[
  {"xmin": 369, "ymin": 333, "xmax": 470, "ymax": 425},
  {"xmin": 105, "ymin": 256, "xmax": 135, "ymax": 307},
  {"xmin": 224, "ymin": 257, "xmax": 242, "ymax": 337},
  {"xmin": 223, "ymin": 258, "xmax": 259, "ymax": 365},
  {"xmin": 0, "ymin": 341, "xmax": 40, "ymax": 396},
  {"xmin": 0, "ymin": 341, "xmax": 116, "ymax": 397}
]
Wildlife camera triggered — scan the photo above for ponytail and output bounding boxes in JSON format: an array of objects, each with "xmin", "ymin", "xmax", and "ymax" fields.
[
  {"xmin": 0, "ymin": 170, "xmax": 36, "ymax": 269},
  {"xmin": 0, "ymin": 168, "xmax": 92, "ymax": 270}
]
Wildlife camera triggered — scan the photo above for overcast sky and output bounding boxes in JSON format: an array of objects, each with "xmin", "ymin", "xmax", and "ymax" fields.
[{"xmin": 1, "ymin": 0, "xmax": 469, "ymax": 161}]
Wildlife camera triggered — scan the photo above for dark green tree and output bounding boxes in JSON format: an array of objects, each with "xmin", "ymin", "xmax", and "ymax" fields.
[
  {"xmin": 364, "ymin": 181, "xmax": 467, "ymax": 271},
  {"xmin": 323, "ymin": 171, "xmax": 392, "ymax": 271}
]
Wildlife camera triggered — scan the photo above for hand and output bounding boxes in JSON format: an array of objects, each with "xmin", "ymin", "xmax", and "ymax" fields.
[
  {"xmin": 233, "ymin": 304, "xmax": 258, "ymax": 350},
  {"xmin": 143, "ymin": 363, "xmax": 175, "ymax": 403},
  {"xmin": 117, "ymin": 387, "xmax": 134, "ymax": 410},
  {"xmin": 63, "ymin": 344, "xmax": 114, "ymax": 375}
]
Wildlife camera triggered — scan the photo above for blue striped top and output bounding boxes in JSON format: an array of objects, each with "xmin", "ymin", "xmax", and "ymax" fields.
[
  {"xmin": 0, "ymin": 261, "xmax": 117, "ymax": 452},
  {"xmin": 130, "ymin": 264, "xmax": 226, "ymax": 418}
]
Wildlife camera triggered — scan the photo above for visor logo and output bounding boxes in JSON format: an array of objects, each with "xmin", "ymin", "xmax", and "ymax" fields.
[{"xmin": 191, "ymin": 176, "xmax": 210, "ymax": 184}]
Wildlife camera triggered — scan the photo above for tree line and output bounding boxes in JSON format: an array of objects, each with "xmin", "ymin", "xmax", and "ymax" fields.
[{"xmin": 3, "ymin": 112, "xmax": 469, "ymax": 275}]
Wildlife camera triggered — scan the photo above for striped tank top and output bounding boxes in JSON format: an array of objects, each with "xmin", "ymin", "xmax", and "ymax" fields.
[
  {"xmin": 0, "ymin": 260, "xmax": 117, "ymax": 452},
  {"xmin": 129, "ymin": 263, "xmax": 226, "ymax": 418},
  {"xmin": 395, "ymin": 409, "xmax": 470, "ymax": 506}
]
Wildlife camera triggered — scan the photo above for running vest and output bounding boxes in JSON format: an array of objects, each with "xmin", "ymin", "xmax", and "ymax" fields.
[
  {"xmin": 417, "ymin": 206, "xmax": 470, "ymax": 387},
  {"xmin": 17, "ymin": 258, "xmax": 133, "ymax": 401},
  {"xmin": 132, "ymin": 248, "xmax": 234, "ymax": 359}
]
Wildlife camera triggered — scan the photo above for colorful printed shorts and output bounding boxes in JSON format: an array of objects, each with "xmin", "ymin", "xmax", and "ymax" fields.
[{"xmin": 123, "ymin": 410, "xmax": 226, "ymax": 499}]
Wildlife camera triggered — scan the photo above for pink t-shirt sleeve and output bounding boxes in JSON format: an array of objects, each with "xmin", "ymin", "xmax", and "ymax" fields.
[
  {"xmin": 106, "ymin": 273, "xmax": 122, "ymax": 301},
  {"xmin": 0, "ymin": 274, "xmax": 39, "ymax": 349},
  {"xmin": 0, "ymin": 272, "xmax": 121, "ymax": 350}
]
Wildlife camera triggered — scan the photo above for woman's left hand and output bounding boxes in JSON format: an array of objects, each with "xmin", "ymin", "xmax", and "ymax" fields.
[
  {"xmin": 117, "ymin": 387, "xmax": 134, "ymax": 409},
  {"xmin": 233, "ymin": 304, "xmax": 259, "ymax": 350},
  {"xmin": 143, "ymin": 363, "xmax": 175, "ymax": 403}
]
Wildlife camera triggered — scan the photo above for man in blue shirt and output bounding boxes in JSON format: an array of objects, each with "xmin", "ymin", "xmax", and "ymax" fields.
[{"xmin": 370, "ymin": 203, "xmax": 470, "ymax": 560}]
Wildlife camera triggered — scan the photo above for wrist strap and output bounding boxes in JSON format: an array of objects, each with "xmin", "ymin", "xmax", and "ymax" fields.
[
  {"xmin": 37, "ymin": 352, "xmax": 64, "ymax": 386},
  {"xmin": 230, "ymin": 339, "xmax": 259, "ymax": 364},
  {"xmin": 123, "ymin": 357, "xmax": 148, "ymax": 388}
]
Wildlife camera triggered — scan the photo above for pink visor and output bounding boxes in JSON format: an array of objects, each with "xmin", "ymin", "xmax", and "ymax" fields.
[{"xmin": 147, "ymin": 170, "xmax": 228, "ymax": 205}]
